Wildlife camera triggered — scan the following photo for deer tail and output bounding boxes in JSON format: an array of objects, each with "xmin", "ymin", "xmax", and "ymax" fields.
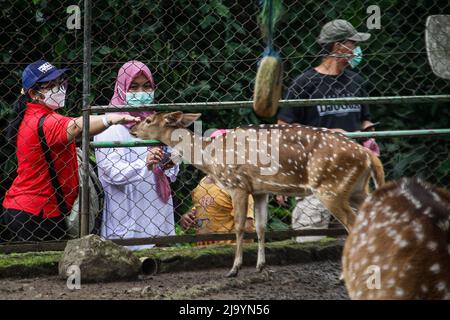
[{"xmin": 369, "ymin": 152, "xmax": 385, "ymax": 189}]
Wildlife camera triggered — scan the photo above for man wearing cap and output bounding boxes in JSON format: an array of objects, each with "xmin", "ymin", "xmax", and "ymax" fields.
[
  {"xmin": 277, "ymin": 19, "xmax": 374, "ymax": 132},
  {"xmin": 276, "ymin": 20, "xmax": 379, "ymax": 242},
  {"xmin": 2, "ymin": 60, "xmax": 139, "ymax": 241}
]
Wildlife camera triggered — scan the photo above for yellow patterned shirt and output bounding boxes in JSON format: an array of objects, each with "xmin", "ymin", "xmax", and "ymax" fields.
[{"xmin": 191, "ymin": 177, "xmax": 254, "ymax": 245}]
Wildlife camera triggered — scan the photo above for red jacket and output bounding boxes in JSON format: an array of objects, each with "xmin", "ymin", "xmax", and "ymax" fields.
[{"xmin": 3, "ymin": 102, "xmax": 79, "ymax": 218}]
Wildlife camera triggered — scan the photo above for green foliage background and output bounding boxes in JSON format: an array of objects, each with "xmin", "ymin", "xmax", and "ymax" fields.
[{"xmin": 1, "ymin": 0, "xmax": 449, "ymax": 233}]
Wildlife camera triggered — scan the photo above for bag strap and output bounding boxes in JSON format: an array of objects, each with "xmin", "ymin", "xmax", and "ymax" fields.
[{"xmin": 38, "ymin": 115, "xmax": 69, "ymax": 215}]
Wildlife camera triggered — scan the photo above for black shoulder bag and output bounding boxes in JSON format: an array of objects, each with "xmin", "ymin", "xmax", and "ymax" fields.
[{"xmin": 38, "ymin": 115, "xmax": 70, "ymax": 216}]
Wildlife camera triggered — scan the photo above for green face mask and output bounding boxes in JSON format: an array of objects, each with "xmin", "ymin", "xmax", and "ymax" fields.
[
  {"xmin": 348, "ymin": 46, "xmax": 363, "ymax": 68},
  {"xmin": 126, "ymin": 91, "xmax": 154, "ymax": 106},
  {"xmin": 336, "ymin": 43, "xmax": 363, "ymax": 68}
]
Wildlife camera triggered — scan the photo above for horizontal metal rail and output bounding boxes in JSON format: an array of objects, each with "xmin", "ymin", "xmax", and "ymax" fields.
[
  {"xmin": 344, "ymin": 128, "xmax": 450, "ymax": 138},
  {"xmin": 92, "ymin": 139, "xmax": 163, "ymax": 148},
  {"xmin": 91, "ymin": 129, "xmax": 450, "ymax": 148},
  {"xmin": 87, "ymin": 95, "xmax": 450, "ymax": 113},
  {"xmin": 0, "ymin": 228, "xmax": 346, "ymax": 254}
]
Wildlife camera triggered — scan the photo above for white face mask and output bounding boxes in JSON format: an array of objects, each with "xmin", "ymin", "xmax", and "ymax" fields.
[{"xmin": 39, "ymin": 86, "xmax": 66, "ymax": 110}]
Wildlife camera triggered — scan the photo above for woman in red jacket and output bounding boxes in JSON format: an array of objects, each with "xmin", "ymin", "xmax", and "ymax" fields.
[{"xmin": 2, "ymin": 60, "xmax": 139, "ymax": 241}]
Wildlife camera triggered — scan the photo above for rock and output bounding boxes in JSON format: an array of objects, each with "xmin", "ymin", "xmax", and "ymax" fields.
[{"xmin": 58, "ymin": 234, "xmax": 141, "ymax": 283}]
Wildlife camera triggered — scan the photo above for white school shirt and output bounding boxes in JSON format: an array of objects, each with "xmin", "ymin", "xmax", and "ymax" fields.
[{"xmin": 94, "ymin": 124, "xmax": 179, "ymax": 250}]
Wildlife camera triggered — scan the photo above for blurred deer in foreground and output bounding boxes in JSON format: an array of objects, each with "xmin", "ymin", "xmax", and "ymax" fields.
[
  {"xmin": 131, "ymin": 111, "xmax": 384, "ymax": 277},
  {"xmin": 342, "ymin": 178, "xmax": 450, "ymax": 299}
]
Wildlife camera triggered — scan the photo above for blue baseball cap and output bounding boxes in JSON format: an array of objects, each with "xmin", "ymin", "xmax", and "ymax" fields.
[{"xmin": 22, "ymin": 60, "xmax": 69, "ymax": 91}]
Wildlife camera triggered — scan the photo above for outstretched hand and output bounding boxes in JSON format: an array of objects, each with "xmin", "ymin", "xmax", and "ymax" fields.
[{"xmin": 109, "ymin": 114, "xmax": 141, "ymax": 125}]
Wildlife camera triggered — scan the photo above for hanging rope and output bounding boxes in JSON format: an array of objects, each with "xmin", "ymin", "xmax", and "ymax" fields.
[
  {"xmin": 253, "ymin": 0, "xmax": 283, "ymax": 118},
  {"xmin": 267, "ymin": 0, "xmax": 274, "ymax": 55},
  {"xmin": 259, "ymin": 0, "xmax": 282, "ymax": 57}
]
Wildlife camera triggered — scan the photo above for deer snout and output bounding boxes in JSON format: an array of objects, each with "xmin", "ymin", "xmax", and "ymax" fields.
[
  {"xmin": 129, "ymin": 126, "xmax": 137, "ymax": 136},
  {"xmin": 129, "ymin": 124, "xmax": 139, "ymax": 137}
]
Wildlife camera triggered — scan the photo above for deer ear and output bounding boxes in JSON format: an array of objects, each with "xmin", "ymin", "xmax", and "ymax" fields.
[
  {"xmin": 178, "ymin": 113, "xmax": 201, "ymax": 127},
  {"xmin": 164, "ymin": 112, "xmax": 201, "ymax": 127},
  {"xmin": 164, "ymin": 111, "xmax": 184, "ymax": 126}
]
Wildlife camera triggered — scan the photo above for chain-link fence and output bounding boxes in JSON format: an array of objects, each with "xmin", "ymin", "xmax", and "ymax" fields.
[{"xmin": 1, "ymin": 0, "xmax": 449, "ymax": 252}]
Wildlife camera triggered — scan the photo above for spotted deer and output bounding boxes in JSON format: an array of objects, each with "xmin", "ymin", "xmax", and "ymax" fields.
[
  {"xmin": 342, "ymin": 178, "xmax": 450, "ymax": 299},
  {"xmin": 131, "ymin": 111, "xmax": 385, "ymax": 277}
]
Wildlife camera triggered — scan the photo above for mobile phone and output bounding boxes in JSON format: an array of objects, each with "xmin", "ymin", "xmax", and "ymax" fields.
[{"xmin": 158, "ymin": 146, "xmax": 173, "ymax": 169}]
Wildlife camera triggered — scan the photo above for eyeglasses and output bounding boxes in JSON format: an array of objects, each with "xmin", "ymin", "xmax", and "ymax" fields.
[{"xmin": 35, "ymin": 78, "xmax": 68, "ymax": 93}]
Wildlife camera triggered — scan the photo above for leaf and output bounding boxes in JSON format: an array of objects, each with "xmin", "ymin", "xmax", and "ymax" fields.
[
  {"xmin": 98, "ymin": 46, "xmax": 112, "ymax": 55},
  {"xmin": 200, "ymin": 15, "xmax": 216, "ymax": 29},
  {"xmin": 54, "ymin": 36, "xmax": 67, "ymax": 56},
  {"xmin": 267, "ymin": 216, "xmax": 289, "ymax": 231},
  {"xmin": 436, "ymin": 158, "xmax": 450, "ymax": 176},
  {"xmin": 35, "ymin": 9, "xmax": 44, "ymax": 22},
  {"xmin": 1, "ymin": 53, "xmax": 11, "ymax": 63},
  {"xmin": 212, "ymin": 0, "xmax": 230, "ymax": 17}
]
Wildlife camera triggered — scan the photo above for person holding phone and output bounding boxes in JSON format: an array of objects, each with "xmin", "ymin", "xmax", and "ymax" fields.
[{"xmin": 94, "ymin": 61, "xmax": 179, "ymax": 250}]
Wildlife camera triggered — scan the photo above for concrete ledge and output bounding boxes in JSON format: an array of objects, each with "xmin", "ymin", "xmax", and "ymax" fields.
[{"xmin": 0, "ymin": 238, "xmax": 344, "ymax": 279}]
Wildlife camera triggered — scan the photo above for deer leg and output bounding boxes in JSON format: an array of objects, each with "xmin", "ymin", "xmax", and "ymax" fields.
[
  {"xmin": 349, "ymin": 169, "xmax": 371, "ymax": 211},
  {"xmin": 226, "ymin": 189, "xmax": 249, "ymax": 278},
  {"xmin": 316, "ymin": 192, "xmax": 356, "ymax": 232},
  {"xmin": 349, "ymin": 190, "xmax": 368, "ymax": 212},
  {"xmin": 253, "ymin": 194, "xmax": 268, "ymax": 272}
]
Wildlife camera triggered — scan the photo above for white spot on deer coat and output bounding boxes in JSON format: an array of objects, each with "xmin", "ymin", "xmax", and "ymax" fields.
[
  {"xmin": 437, "ymin": 220, "xmax": 449, "ymax": 232},
  {"xmin": 427, "ymin": 241, "xmax": 438, "ymax": 251},
  {"xmin": 430, "ymin": 263, "xmax": 440, "ymax": 274},
  {"xmin": 387, "ymin": 278, "xmax": 396, "ymax": 288},
  {"xmin": 395, "ymin": 288, "xmax": 405, "ymax": 297},
  {"xmin": 436, "ymin": 282, "xmax": 447, "ymax": 292}
]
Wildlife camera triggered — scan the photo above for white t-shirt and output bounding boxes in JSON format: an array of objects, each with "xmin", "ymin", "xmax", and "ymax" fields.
[{"xmin": 94, "ymin": 124, "xmax": 179, "ymax": 250}]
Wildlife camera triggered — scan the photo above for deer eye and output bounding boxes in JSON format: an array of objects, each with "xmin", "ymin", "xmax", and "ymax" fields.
[{"xmin": 146, "ymin": 118, "xmax": 151, "ymax": 124}]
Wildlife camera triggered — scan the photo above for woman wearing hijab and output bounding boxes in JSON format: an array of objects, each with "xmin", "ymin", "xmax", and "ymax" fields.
[
  {"xmin": 2, "ymin": 60, "xmax": 139, "ymax": 241},
  {"xmin": 94, "ymin": 60, "xmax": 179, "ymax": 250}
]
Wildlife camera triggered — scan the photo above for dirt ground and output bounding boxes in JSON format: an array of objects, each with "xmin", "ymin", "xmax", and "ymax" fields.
[{"xmin": 0, "ymin": 260, "xmax": 348, "ymax": 300}]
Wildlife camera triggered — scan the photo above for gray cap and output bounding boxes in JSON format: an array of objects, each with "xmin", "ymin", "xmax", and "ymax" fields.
[{"xmin": 317, "ymin": 19, "xmax": 371, "ymax": 44}]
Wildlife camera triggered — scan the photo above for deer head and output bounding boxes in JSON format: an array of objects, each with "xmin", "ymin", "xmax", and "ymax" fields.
[{"xmin": 130, "ymin": 111, "xmax": 202, "ymax": 143}]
